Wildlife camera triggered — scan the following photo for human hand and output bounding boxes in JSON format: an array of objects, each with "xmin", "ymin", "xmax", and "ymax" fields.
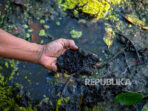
[{"xmin": 39, "ymin": 38, "xmax": 78, "ymax": 72}]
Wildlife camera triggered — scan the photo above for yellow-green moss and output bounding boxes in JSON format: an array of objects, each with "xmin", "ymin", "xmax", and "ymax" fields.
[
  {"xmin": 70, "ymin": 29, "xmax": 82, "ymax": 39},
  {"xmin": 56, "ymin": 97, "xmax": 69, "ymax": 111},
  {"xmin": 54, "ymin": 73, "xmax": 60, "ymax": 78},
  {"xmin": 39, "ymin": 29, "xmax": 47, "ymax": 37},
  {"xmin": 59, "ymin": 0, "xmax": 121, "ymax": 19}
]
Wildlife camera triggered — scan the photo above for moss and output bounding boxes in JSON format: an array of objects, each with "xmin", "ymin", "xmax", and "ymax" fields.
[
  {"xmin": 73, "ymin": 10, "xmax": 79, "ymax": 17},
  {"xmin": 56, "ymin": 21, "xmax": 61, "ymax": 26},
  {"xmin": 40, "ymin": 19, "xmax": 45, "ymax": 24},
  {"xmin": 70, "ymin": 29, "xmax": 82, "ymax": 39},
  {"xmin": 23, "ymin": 24, "xmax": 29, "ymax": 29},
  {"xmin": 40, "ymin": 39, "xmax": 44, "ymax": 44},
  {"xmin": 25, "ymin": 33, "xmax": 31, "ymax": 38},
  {"xmin": 0, "ymin": 73, "xmax": 15, "ymax": 110},
  {"xmin": 9, "ymin": 60, "xmax": 19, "ymax": 81},
  {"xmin": 43, "ymin": 25, "xmax": 50, "ymax": 29},
  {"xmin": 14, "ymin": 105, "xmax": 37, "ymax": 111},
  {"xmin": 14, "ymin": 83, "xmax": 21, "ymax": 89},
  {"xmin": 28, "ymin": 29, "xmax": 33, "ymax": 33},
  {"xmin": 78, "ymin": 19, "xmax": 87, "ymax": 24},
  {"xmin": 0, "ymin": 73, "xmax": 37, "ymax": 111},
  {"xmin": 106, "ymin": 0, "xmax": 121, "ymax": 5},
  {"xmin": 0, "ymin": 14, "xmax": 5, "ymax": 25},
  {"xmin": 4, "ymin": 61, "xmax": 9, "ymax": 68},
  {"xmin": 41, "ymin": 97, "xmax": 49, "ymax": 103},
  {"xmin": 39, "ymin": 29, "xmax": 47, "ymax": 37},
  {"xmin": 0, "ymin": 66, "xmax": 3, "ymax": 70},
  {"xmin": 54, "ymin": 73, "xmax": 60, "ymax": 78},
  {"xmin": 27, "ymin": 79, "xmax": 32, "ymax": 85},
  {"xmin": 56, "ymin": 97, "xmax": 69, "ymax": 111},
  {"xmin": 63, "ymin": 73, "xmax": 70, "ymax": 78},
  {"xmin": 59, "ymin": 0, "xmax": 121, "ymax": 19},
  {"xmin": 24, "ymin": 75, "xmax": 28, "ymax": 80},
  {"xmin": 9, "ymin": 67, "xmax": 18, "ymax": 80},
  {"xmin": 0, "ymin": 73, "xmax": 5, "ymax": 85}
]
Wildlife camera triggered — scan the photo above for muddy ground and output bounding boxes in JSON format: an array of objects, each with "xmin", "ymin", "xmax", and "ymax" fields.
[
  {"xmin": 57, "ymin": 49, "xmax": 99, "ymax": 76},
  {"xmin": 0, "ymin": 0, "xmax": 148, "ymax": 111}
]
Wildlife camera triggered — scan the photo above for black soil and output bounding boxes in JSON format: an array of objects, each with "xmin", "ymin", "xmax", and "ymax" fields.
[{"xmin": 56, "ymin": 49, "xmax": 99, "ymax": 76}]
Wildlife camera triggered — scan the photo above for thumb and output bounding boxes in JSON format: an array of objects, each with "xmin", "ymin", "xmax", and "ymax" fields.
[
  {"xmin": 45, "ymin": 58, "xmax": 57, "ymax": 72},
  {"xmin": 64, "ymin": 39, "xmax": 78, "ymax": 50},
  {"xmin": 50, "ymin": 63, "xmax": 57, "ymax": 72}
]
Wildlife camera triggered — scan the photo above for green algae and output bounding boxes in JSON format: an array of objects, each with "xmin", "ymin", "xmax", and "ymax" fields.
[
  {"xmin": 40, "ymin": 19, "xmax": 45, "ymax": 24},
  {"xmin": 73, "ymin": 10, "xmax": 79, "ymax": 17},
  {"xmin": 54, "ymin": 73, "xmax": 60, "ymax": 78},
  {"xmin": 0, "ymin": 66, "xmax": 3, "ymax": 70},
  {"xmin": 0, "ymin": 14, "xmax": 5, "ymax": 25},
  {"xmin": 9, "ymin": 60, "xmax": 19, "ymax": 81},
  {"xmin": 39, "ymin": 29, "xmax": 47, "ymax": 37},
  {"xmin": 24, "ymin": 75, "xmax": 28, "ymax": 80},
  {"xmin": 56, "ymin": 97, "xmax": 69, "ymax": 111},
  {"xmin": 0, "ymin": 73, "xmax": 15, "ymax": 110},
  {"xmin": 14, "ymin": 105, "xmax": 37, "ymax": 111},
  {"xmin": 0, "ymin": 73, "xmax": 37, "ymax": 111},
  {"xmin": 63, "ymin": 73, "xmax": 70, "ymax": 78},
  {"xmin": 56, "ymin": 21, "xmax": 61, "ymax": 26},
  {"xmin": 28, "ymin": 29, "xmax": 33, "ymax": 33},
  {"xmin": 70, "ymin": 29, "xmax": 82, "ymax": 39},
  {"xmin": 23, "ymin": 24, "xmax": 29, "ymax": 29},
  {"xmin": 25, "ymin": 33, "xmax": 31, "ymax": 38},
  {"xmin": 0, "ymin": 73, "xmax": 5, "ymax": 85},
  {"xmin": 40, "ymin": 39, "xmax": 44, "ymax": 44},
  {"xmin": 4, "ymin": 61, "xmax": 9, "ymax": 68},
  {"xmin": 59, "ymin": 0, "xmax": 121, "ymax": 19},
  {"xmin": 43, "ymin": 25, "xmax": 50, "ymax": 29}
]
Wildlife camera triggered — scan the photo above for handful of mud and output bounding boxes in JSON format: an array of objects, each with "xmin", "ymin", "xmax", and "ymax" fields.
[{"xmin": 56, "ymin": 49, "xmax": 99, "ymax": 76}]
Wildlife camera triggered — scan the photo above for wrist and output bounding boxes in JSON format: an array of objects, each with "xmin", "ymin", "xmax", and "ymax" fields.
[
  {"xmin": 37, "ymin": 44, "xmax": 53, "ymax": 69},
  {"xmin": 31, "ymin": 43, "xmax": 45, "ymax": 64}
]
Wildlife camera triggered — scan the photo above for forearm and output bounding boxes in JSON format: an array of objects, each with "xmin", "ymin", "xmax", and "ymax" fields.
[{"xmin": 0, "ymin": 29, "xmax": 43, "ymax": 64}]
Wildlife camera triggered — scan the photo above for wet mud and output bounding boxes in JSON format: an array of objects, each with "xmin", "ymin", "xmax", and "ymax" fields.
[{"xmin": 57, "ymin": 49, "xmax": 99, "ymax": 76}]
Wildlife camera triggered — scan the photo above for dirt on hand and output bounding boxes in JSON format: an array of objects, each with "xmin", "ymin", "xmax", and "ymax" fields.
[{"xmin": 56, "ymin": 49, "xmax": 99, "ymax": 76}]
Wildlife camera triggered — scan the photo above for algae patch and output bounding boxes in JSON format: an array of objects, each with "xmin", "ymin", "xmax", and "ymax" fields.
[
  {"xmin": 39, "ymin": 29, "xmax": 46, "ymax": 37},
  {"xmin": 70, "ymin": 29, "xmax": 82, "ymax": 39},
  {"xmin": 59, "ymin": 0, "xmax": 121, "ymax": 19}
]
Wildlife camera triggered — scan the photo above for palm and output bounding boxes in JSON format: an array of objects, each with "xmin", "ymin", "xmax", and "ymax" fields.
[{"xmin": 39, "ymin": 39, "xmax": 78, "ymax": 72}]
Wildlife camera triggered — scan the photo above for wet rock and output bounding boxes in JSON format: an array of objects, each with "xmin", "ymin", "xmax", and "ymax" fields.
[{"xmin": 56, "ymin": 49, "xmax": 99, "ymax": 76}]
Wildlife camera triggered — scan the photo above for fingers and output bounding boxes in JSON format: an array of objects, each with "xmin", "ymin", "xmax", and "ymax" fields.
[
  {"xmin": 45, "ymin": 58, "xmax": 58, "ymax": 72},
  {"xmin": 50, "ymin": 63, "xmax": 57, "ymax": 72},
  {"xmin": 60, "ymin": 38, "xmax": 78, "ymax": 50},
  {"xmin": 68, "ymin": 40, "xmax": 78, "ymax": 50}
]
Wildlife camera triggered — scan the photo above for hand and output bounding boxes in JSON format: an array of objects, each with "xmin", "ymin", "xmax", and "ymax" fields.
[{"xmin": 39, "ymin": 38, "xmax": 78, "ymax": 72}]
